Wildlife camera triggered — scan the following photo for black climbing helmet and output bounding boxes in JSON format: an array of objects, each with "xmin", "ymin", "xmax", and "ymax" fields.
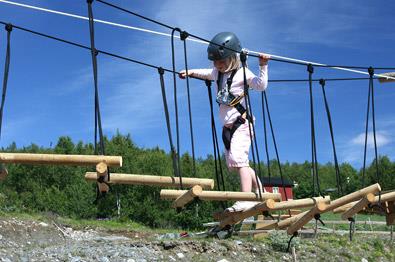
[{"xmin": 207, "ymin": 32, "xmax": 242, "ymax": 61}]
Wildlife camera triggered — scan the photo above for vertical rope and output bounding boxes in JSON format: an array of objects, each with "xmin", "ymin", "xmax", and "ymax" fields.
[
  {"xmin": 361, "ymin": 69, "xmax": 372, "ymax": 187},
  {"xmin": 180, "ymin": 30, "xmax": 196, "ymax": 176},
  {"xmin": 261, "ymin": 92, "xmax": 271, "ymax": 182},
  {"xmin": 319, "ymin": 79, "xmax": 343, "ymax": 196},
  {"xmin": 263, "ymin": 92, "xmax": 290, "ymax": 202},
  {"xmin": 158, "ymin": 68, "xmax": 181, "ymax": 186},
  {"xmin": 0, "ymin": 24, "xmax": 12, "ymax": 141},
  {"xmin": 87, "ymin": 0, "xmax": 105, "ymax": 155},
  {"xmin": 307, "ymin": 64, "xmax": 322, "ymax": 196},
  {"xmin": 170, "ymin": 28, "xmax": 182, "ymax": 186},
  {"xmin": 240, "ymin": 52, "xmax": 263, "ymax": 200},
  {"xmin": 206, "ymin": 80, "xmax": 227, "ymax": 209}
]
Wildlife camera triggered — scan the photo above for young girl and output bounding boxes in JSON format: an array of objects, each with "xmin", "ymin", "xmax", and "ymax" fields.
[{"xmin": 179, "ymin": 32, "xmax": 270, "ymax": 212}]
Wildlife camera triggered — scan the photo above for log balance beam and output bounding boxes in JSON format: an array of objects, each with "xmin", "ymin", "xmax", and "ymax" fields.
[
  {"xmin": 285, "ymin": 183, "xmax": 381, "ymax": 235},
  {"xmin": 160, "ymin": 190, "xmax": 282, "ymax": 202},
  {"xmin": 218, "ymin": 196, "xmax": 331, "ymax": 227},
  {"xmin": 333, "ymin": 191, "xmax": 395, "ymax": 214},
  {"xmin": 0, "ymin": 153, "xmax": 122, "ymax": 167},
  {"xmin": 85, "ymin": 172, "xmax": 214, "ymax": 190}
]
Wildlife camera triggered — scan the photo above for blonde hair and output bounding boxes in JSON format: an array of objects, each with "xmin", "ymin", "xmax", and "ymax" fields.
[{"xmin": 224, "ymin": 53, "xmax": 241, "ymax": 73}]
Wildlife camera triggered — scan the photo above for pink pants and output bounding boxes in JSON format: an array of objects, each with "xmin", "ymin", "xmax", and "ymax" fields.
[{"xmin": 225, "ymin": 121, "xmax": 253, "ymax": 169}]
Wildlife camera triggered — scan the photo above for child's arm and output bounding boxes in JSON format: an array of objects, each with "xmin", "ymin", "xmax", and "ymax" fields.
[
  {"xmin": 179, "ymin": 68, "xmax": 216, "ymax": 81},
  {"xmin": 247, "ymin": 53, "xmax": 270, "ymax": 91}
]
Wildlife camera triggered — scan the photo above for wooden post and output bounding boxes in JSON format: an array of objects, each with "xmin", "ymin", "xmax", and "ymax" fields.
[
  {"xmin": 334, "ymin": 191, "xmax": 395, "ymax": 214},
  {"xmin": 160, "ymin": 190, "xmax": 282, "ymax": 202},
  {"xmin": 0, "ymin": 164, "xmax": 8, "ymax": 180},
  {"xmin": 277, "ymin": 211, "xmax": 308, "ymax": 229},
  {"xmin": 341, "ymin": 193, "xmax": 375, "ymax": 220},
  {"xmin": 386, "ymin": 201, "xmax": 395, "ymax": 226},
  {"xmin": 172, "ymin": 185, "xmax": 202, "ymax": 208},
  {"xmin": 219, "ymin": 199, "xmax": 276, "ymax": 227},
  {"xmin": 96, "ymin": 162, "xmax": 108, "ymax": 177},
  {"xmin": 270, "ymin": 196, "xmax": 330, "ymax": 211},
  {"xmin": 287, "ymin": 202, "xmax": 327, "ymax": 235},
  {"xmin": 85, "ymin": 172, "xmax": 214, "ymax": 189},
  {"xmin": 324, "ymin": 183, "xmax": 381, "ymax": 212},
  {"xmin": 0, "ymin": 152, "xmax": 122, "ymax": 167},
  {"xmin": 333, "ymin": 201, "xmax": 358, "ymax": 214}
]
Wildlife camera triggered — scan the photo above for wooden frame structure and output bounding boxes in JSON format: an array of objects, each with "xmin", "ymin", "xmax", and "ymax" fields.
[
  {"xmin": 85, "ymin": 172, "xmax": 214, "ymax": 189},
  {"xmin": 0, "ymin": 153, "xmax": 122, "ymax": 167}
]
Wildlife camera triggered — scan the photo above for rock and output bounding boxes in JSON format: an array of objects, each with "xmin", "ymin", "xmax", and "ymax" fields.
[
  {"xmin": 39, "ymin": 222, "xmax": 48, "ymax": 227},
  {"xmin": 177, "ymin": 253, "xmax": 185, "ymax": 259},
  {"xmin": 217, "ymin": 259, "xmax": 230, "ymax": 262},
  {"xmin": 168, "ymin": 256, "xmax": 176, "ymax": 261},
  {"xmin": 361, "ymin": 259, "xmax": 368, "ymax": 262},
  {"xmin": 163, "ymin": 242, "xmax": 176, "ymax": 250}
]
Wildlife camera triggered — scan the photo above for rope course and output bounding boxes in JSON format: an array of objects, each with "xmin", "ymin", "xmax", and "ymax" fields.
[{"xmin": 0, "ymin": 0, "xmax": 394, "ymax": 242}]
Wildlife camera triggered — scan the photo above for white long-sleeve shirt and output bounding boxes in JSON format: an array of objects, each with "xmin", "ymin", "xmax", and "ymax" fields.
[{"xmin": 190, "ymin": 65, "xmax": 268, "ymax": 125}]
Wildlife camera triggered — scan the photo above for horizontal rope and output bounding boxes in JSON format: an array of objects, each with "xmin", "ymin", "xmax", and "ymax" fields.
[{"xmin": 1, "ymin": 0, "xmax": 394, "ymax": 79}]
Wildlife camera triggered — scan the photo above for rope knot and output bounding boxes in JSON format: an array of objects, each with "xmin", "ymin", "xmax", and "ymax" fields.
[
  {"xmin": 307, "ymin": 63, "xmax": 314, "ymax": 73},
  {"xmin": 319, "ymin": 78, "xmax": 325, "ymax": 86},
  {"xmin": 368, "ymin": 66, "xmax": 374, "ymax": 77},
  {"xmin": 180, "ymin": 31, "xmax": 189, "ymax": 41},
  {"xmin": 157, "ymin": 67, "xmax": 165, "ymax": 75},
  {"xmin": 87, "ymin": 0, "xmax": 94, "ymax": 4},
  {"xmin": 240, "ymin": 51, "xmax": 248, "ymax": 64},
  {"xmin": 5, "ymin": 23, "xmax": 12, "ymax": 32},
  {"xmin": 205, "ymin": 79, "xmax": 212, "ymax": 88}
]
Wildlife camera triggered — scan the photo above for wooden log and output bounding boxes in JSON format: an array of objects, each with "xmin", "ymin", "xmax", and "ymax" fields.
[
  {"xmin": 333, "ymin": 201, "xmax": 358, "ymax": 214},
  {"xmin": 341, "ymin": 193, "xmax": 375, "ymax": 220},
  {"xmin": 324, "ymin": 183, "xmax": 381, "ymax": 212},
  {"xmin": 96, "ymin": 162, "xmax": 108, "ymax": 177},
  {"xmin": 172, "ymin": 185, "xmax": 202, "ymax": 208},
  {"xmin": 277, "ymin": 211, "xmax": 308, "ymax": 229},
  {"xmin": 85, "ymin": 172, "xmax": 214, "ymax": 189},
  {"xmin": 270, "ymin": 196, "xmax": 330, "ymax": 211},
  {"xmin": 386, "ymin": 201, "xmax": 395, "ymax": 226},
  {"xmin": 219, "ymin": 199, "xmax": 276, "ymax": 227},
  {"xmin": 333, "ymin": 191, "xmax": 395, "ymax": 214},
  {"xmin": 0, "ymin": 153, "xmax": 122, "ymax": 167},
  {"xmin": 374, "ymin": 191, "xmax": 395, "ymax": 203},
  {"xmin": 160, "ymin": 190, "xmax": 282, "ymax": 202},
  {"xmin": 286, "ymin": 202, "xmax": 327, "ymax": 235},
  {"xmin": 0, "ymin": 165, "xmax": 8, "ymax": 180}
]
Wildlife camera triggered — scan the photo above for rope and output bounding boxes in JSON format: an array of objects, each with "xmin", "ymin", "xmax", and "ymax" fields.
[
  {"xmin": 240, "ymin": 52, "xmax": 263, "ymax": 200},
  {"xmin": 348, "ymin": 217, "xmax": 355, "ymax": 241},
  {"xmin": 286, "ymin": 232, "xmax": 298, "ymax": 253},
  {"xmin": 170, "ymin": 28, "xmax": 183, "ymax": 188},
  {"xmin": 307, "ymin": 64, "xmax": 322, "ymax": 197},
  {"xmin": 205, "ymin": 80, "xmax": 226, "ymax": 208},
  {"xmin": 87, "ymin": 0, "xmax": 111, "ymax": 203},
  {"xmin": 180, "ymin": 30, "xmax": 197, "ymax": 176},
  {"xmin": 0, "ymin": 23, "xmax": 12, "ymax": 141},
  {"xmin": 319, "ymin": 79, "xmax": 343, "ymax": 196},
  {"xmin": 2, "ymin": 0, "xmax": 395, "ymax": 79},
  {"xmin": 157, "ymin": 68, "xmax": 180, "ymax": 182},
  {"xmin": 262, "ymin": 91, "xmax": 290, "ymax": 202},
  {"xmin": 261, "ymin": 92, "xmax": 271, "ymax": 183}
]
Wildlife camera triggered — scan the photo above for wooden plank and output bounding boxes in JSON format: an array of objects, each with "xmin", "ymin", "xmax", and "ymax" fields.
[
  {"xmin": 85, "ymin": 172, "xmax": 214, "ymax": 189},
  {"xmin": 270, "ymin": 196, "xmax": 330, "ymax": 211},
  {"xmin": 324, "ymin": 183, "xmax": 381, "ymax": 212},
  {"xmin": 160, "ymin": 190, "xmax": 282, "ymax": 202},
  {"xmin": 218, "ymin": 199, "xmax": 276, "ymax": 227},
  {"xmin": 172, "ymin": 185, "xmax": 202, "ymax": 208},
  {"xmin": 0, "ymin": 153, "xmax": 122, "ymax": 167},
  {"xmin": 287, "ymin": 202, "xmax": 327, "ymax": 235},
  {"xmin": 0, "ymin": 165, "xmax": 8, "ymax": 180},
  {"xmin": 386, "ymin": 201, "xmax": 395, "ymax": 226},
  {"xmin": 341, "ymin": 193, "xmax": 376, "ymax": 220}
]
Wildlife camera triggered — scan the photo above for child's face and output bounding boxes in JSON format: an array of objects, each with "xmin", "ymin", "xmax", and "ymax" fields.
[{"xmin": 214, "ymin": 58, "xmax": 230, "ymax": 73}]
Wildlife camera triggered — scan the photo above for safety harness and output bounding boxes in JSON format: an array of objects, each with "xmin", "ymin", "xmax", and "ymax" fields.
[{"xmin": 217, "ymin": 69, "xmax": 251, "ymax": 150}]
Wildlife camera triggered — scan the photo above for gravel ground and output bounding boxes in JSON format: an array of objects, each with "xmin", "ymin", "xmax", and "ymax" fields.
[{"xmin": 0, "ymin": 217, "xmax": 393, "ymax": 261}]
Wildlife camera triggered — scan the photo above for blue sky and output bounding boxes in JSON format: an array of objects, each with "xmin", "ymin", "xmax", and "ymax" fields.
[{"xmin": 0, "ymin": 0, "xmax": 394, "ymax": 168}]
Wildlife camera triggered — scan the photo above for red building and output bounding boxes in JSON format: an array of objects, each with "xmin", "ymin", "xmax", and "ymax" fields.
[{"xmin": 262, "ymin": 177, "xmax": 294, "ymax": 201}]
